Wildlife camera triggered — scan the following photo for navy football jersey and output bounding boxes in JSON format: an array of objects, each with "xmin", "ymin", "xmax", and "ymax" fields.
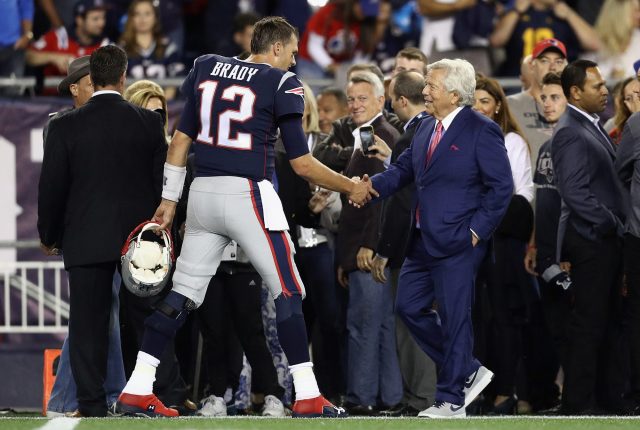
[
  {"xmin": 178, "ymin": 54, "xmax": 308, "ymax": 181},
  {"xmin": 126, "ymin": 40, "xmax": 185, "ymax": 80}
]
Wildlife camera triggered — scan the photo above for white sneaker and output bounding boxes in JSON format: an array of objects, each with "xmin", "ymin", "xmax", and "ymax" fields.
[
  {"xmin": 45, "ymin": 410, "xmax": 65, "ymax": 418},
  {"xmin": 262, "ymin": 395, "xmax": 286, "ymax": 417},
  {"xmin": 197, "ymin": 395, "xmax": 227, "ymax": 417},
  {"xmin": 463, "ymin": 366, "xmax": 494, "ymax": 407},
  {"xmin": 418, "ymin": 401, "xmax": 466, "ymax": 418}
]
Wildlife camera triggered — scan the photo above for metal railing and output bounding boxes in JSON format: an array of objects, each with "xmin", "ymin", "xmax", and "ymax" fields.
[
  {"xmin": 0, "ymin": 76, "xmax": 525, "ymax": 93},
  {"xmin": 0, "ymin": 261, "xmax": 69, "ymax": 334}
]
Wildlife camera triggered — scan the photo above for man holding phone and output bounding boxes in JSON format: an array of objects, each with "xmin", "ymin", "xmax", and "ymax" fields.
[{"xmin": 336, "ymin": 70, "xmax": 403, "ymax": 414}]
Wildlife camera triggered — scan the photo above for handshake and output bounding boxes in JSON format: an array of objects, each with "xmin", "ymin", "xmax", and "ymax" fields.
[{"xmin": 347, "ymin": 174, "xmax": 379, "ymax": 208}]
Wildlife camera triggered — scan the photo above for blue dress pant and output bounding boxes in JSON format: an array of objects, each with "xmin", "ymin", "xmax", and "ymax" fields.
[{"xmin": 396, "ymin": 232, "xmax": 486, "ymax": 405}]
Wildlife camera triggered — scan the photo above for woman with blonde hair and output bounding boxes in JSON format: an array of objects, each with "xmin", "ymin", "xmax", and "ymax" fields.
[
  {"xmin": 124, "ymin": 80, "xmax": 170, "ymax": 139},
  {"xmin": 593, "ymin": 0, "xmax": 640, "ymax": 80}
]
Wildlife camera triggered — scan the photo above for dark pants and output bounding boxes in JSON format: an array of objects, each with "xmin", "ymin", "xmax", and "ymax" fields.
[
  {"xmin": 561, "ymin": 225, "xmax": 622, "ymax": 412},
  {"xmin": 624, "ymin": 233, "xmax": 640, "ymax": 401},
  {"xmin": 197, "ymin": 269, "xmax": 284, "ymax": 399},
  {"xmin": 396, "ymin": 232, "xmax": 487, "ymax": 405},
  {"xmin": 68, "ymin": 262, "xmax": 116, "ymax": 417},
  {"xmin": 119, "ymin": 286, "xmax": 189, "ymax": 407},
  {"xmin": 296, "ymin": 243, "xmax": 346, "ymax": 399}
]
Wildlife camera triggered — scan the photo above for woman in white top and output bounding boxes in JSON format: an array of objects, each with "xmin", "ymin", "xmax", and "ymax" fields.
[
  {"xmin": 472, "ymin": 75, "xmax": 539, "ymax": 415},
  {"xmin": 473, "ymin": 76, "xmax": 534, "ymax": 202}
]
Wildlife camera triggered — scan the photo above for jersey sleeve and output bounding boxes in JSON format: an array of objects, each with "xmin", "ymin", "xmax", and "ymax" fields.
[
  {"xmin": 177, "ymin": 60, "xmax": 200, "ymax": 139},
  {"xmin": 274, "ymin": 72, "xmax": 305, "ymax": 120}
]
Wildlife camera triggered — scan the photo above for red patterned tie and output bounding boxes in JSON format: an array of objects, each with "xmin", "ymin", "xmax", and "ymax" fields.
[
  {"xmin": 417, "ymin": 121, "xmax": 444, "ymax": 228},
  {"xmin": 426, "ymin": 121, "xmax": 443, "ymax": 164}
]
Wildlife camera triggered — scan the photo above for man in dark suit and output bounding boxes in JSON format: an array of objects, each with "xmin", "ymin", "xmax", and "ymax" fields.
[
  {"xmin": 616, "ymin": 102, "xmax": 640, "ymax": 415},
  {"xmin": 369, "ymin": 71, "xmax": 435, "ymax": 417},
  {"xmin": 38, "ymin": 45, "xmax": 167, "ymax": 417},
  {"xmin": 551, "ymin": 59, "xmax": 625, "ymax": 414},
  {"xmin": 336, "ymin": 70, "xmax": 403, "ymax": 415},
  {"xmin": 368, "ymin": 59, "xmax": 513, "ymax": 418}
]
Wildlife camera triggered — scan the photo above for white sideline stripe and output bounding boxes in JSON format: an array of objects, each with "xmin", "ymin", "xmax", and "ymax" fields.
[{"xmin": 38, "ymin": 417, "xmax": 81, "ymax": 430}]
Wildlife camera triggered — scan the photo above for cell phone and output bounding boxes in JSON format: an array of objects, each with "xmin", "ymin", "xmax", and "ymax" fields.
[{"xmin": 359, "ymin": 125, "xmax": 377, "ymax": 155}]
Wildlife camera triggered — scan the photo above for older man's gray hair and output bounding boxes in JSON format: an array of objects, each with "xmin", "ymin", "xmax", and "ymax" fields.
[
  {"xmin": 349, "ymin": 70, "xmax": 385, "ymax": 99},
  {"xmin": 427, "ymin": 59, "xmax": 476, "ymax": 106}
]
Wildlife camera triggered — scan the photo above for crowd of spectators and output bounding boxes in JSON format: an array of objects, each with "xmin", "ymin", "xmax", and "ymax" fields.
[{"xmin": 1, "ymin": 0, "xmax": 639, "ymax": 95}]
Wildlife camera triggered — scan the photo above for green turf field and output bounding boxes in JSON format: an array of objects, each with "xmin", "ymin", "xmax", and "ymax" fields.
[{"xmin": 2, "ymin": 417, "xmax": 640, "ymax": 430}]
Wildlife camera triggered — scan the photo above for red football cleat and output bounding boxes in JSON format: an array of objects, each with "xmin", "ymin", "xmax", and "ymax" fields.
[
  {"xmin": 116, "ymin": 393, "xmax": 179, "ymax": 417},
  {"xmin": 292, "ymin": 395, "xmax": 348, "ymax": 418}
]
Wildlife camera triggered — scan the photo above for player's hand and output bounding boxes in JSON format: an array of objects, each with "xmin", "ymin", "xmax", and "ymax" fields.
[
  {"xmin": 559, "ymin": 261, "xmax": 571, "ymax": 273},
  {"xmin": 356, "ymin": 247, "xmax": 374, "ymax": 272},
  {"xmin": 364, "ymin": 135, "xmax": 392, "ymax": 162},
  {"xmin": 40, "ymin": 242, "xmax": 60, "ymax": 256},
  {"xmin": 371, "ymin": 254, "xmax": 388, "ymax": 283},
  {"xmin": 152, "ymin": 199, "xmax": 177, "ymax": 232},
  {"xmin": 337, "ymin": 265, "xmax": 349, "ymax": 288},
  {"xmin": 524, "ymin": 246, "xmax": 538, "ymax": 276},
  {"xmin": 348, "ymin": 174, "xmax": 379, "ymax": 207}
]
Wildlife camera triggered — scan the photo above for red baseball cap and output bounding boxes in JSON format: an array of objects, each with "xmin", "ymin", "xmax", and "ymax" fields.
[{"xmin": 532, "ymin": 38, "xmax": 567, "ymax": 59}]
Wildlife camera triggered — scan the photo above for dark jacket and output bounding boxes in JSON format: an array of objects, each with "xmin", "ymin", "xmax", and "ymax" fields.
[
  {"xmin": 615, "ymin": 111, "xmax": 640, "ymax": 239},
  {"xmin": 551, "ymin": 106, "xmax": 625, "ymax": 246},
  {"xmin": 313, "ymin": 109, "xmax": 404, "ymax": 172},
  {"xmin": 376, "ymin": 115, "xmax": 425, "ymax": 268},
  {"xmin": 38, "ymin": 93, "xmax": 167, "ymax": 269},
  {"xmin": 337, "ymin": 114, "xmax": 400, "ymax": 272}
]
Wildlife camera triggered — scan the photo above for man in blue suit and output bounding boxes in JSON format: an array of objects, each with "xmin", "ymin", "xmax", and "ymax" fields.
[{"xmin": 368, "ymin": 59, "xmax": 513, "ymax": 418}]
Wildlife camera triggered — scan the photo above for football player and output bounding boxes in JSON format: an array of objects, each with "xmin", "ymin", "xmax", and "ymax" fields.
[{"xmin": 116, "ymin": 16, "xmax": 375, "ymax": 418}]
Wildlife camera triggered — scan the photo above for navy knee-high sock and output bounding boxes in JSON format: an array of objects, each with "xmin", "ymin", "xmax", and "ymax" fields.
[
  {"xmin": 274, "ymin": 294, "xmax": 310, "ymax": 365},
  {"xmin": 140, "ymin": 291, "xmax": 189, "ymax": 359}
]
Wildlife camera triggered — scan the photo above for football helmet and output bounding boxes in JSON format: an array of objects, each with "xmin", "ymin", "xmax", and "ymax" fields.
[{"xmin": 121, "ymin": 221, "xmax": 174, "ymax": 297}]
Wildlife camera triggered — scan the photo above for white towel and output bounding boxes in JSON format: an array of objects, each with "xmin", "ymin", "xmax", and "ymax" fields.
[{"xmin": 257, "ymin": 180, "xmax": 289, "ymax": 231}]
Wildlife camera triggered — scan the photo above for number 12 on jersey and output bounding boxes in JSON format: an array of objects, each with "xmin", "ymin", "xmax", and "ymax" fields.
[{"xmin": 196, "ymin": 80, "xmax": 256, "ymax": 150}]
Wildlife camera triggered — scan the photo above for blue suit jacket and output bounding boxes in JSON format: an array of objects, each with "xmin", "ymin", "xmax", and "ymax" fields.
[{"xmin": 371, "ymin": 106, "xmax": 513, "ymax": 258}]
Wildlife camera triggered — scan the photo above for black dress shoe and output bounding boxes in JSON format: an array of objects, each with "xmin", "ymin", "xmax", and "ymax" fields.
[
  {"xmin": 379, "ymin": 403, "xmax": 420, "ymax": 417},
  {"xmin": 488, "ymin": 396, "xmax": 518, "ymax": 415},
  {"xmin": 345, "ymin": 403, "xmax": 376, "ymax": 416}
]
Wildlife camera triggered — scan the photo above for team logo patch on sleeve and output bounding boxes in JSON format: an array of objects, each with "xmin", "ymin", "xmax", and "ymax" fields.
[{"xmin": 285, "ymin": 87, "xmax": 305, "ymax": 97}]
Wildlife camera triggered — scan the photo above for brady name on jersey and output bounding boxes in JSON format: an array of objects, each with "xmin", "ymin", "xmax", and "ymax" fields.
[{"xmin": 178, "ymin": 54, "xmax": 308, "ymax": 182}]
